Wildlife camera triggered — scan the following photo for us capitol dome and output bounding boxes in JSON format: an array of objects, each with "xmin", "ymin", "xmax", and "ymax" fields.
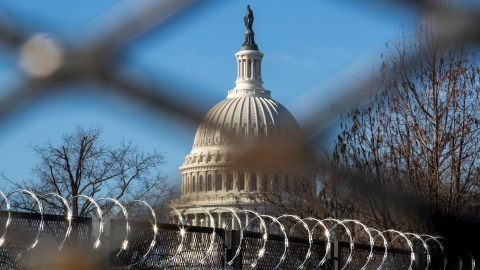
[{"xmin": 171, "ymin": 6, "xmax": 304, "ymax": 227}]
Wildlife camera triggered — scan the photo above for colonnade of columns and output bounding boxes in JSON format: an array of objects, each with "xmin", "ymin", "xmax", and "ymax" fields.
[
  {"xmin": 237, "ymin": 58, "xmax": 262, "ymax": 80},
  {"xmin": 181, "ymin": 171, "xmax": 289, "ymax": 195}
]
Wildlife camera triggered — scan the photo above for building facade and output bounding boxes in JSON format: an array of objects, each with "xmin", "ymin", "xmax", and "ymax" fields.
[{"xmin": 171, "ymin": 6, "xmax": 304, "ymax": 227}]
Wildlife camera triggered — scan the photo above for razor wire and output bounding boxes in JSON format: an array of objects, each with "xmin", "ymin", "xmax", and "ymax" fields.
[{"xmin": 0, "ymin": 189, "xmax": 467, "ymax": 270}]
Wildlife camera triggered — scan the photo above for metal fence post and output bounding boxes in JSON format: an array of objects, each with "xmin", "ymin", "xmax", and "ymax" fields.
[
  {"xmin": 226, "ymin": 229, "xmax": 242, "ymax": 269},
  {"xmin": 414, "ymin": 252, "xmax": 427, "ymax": 270},
  {"xmin": 107, "ymin": 219, "xmax": 114, "ymax": 260},
  {"xmin": 327, "ymin": 240, "xmax": 339, "ymax": 270},
  {"xmin": 86, "ymin": 216, "xmax": 93, "ymax": 249},
  {"xmin": 334, "ymin": 240, "xmax": 339, "ymax": 270}
]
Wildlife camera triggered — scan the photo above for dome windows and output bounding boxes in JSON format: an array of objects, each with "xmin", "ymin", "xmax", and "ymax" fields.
[
  {"xmin": 239, "ymin": 173, "xmax": 245, "ymax": 190},
  {"xmin": 199, "ymin": 175, "xmax": 203, "ymax": 192},
  {"xmin": 227, "ymin": 174, "xmax": 234, "ymax": 191},
  {"xmin": 207, "ymin": 175, "xmax": 213, "ymax": 191},
  {"xmin": 250, "ymin": 174, "xmax": 257, "ymax": 190},
  {"xmin": 274, "ymin": 174, "xmax": 280, "ymax": 190},
  {"xmin": 216, "ymin": 174, "xmax": 223, "ymax": 190},
  {"xmin": 192, "ymin": 176, "xmax": 196, "ymax": 192},
  {"xmin": 261, "ymin": 174, "xmax": 268, "ymax": 191}
]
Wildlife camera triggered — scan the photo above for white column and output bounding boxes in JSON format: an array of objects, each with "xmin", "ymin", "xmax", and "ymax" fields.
[
  {"xmin": 258, "ymin": 60, "xmax": 261, "ymax": 79},
  {"xmin": 239, "ymin": 60, "xmax": 242, "ymax": 79},
  {"xmin": 243, "ymin": 59, "xmax": 247, "ymax": 79},
  {"xmin": 214, "ymin": 171, "xmax": 217, "ymax": 192},
  {"xmin": 256, "ymin": 59, "xmax": 260, "ymax": 78},
  {"xmin": 234, "ymin": 173, "xmax": 237, "ymax": 190},
  {"xmin": 222, "ymin": 172, "xmax": 226, "ymax": 191},
  {"xmin": 219, "ymin": 213, "xmax": 223, "ymax": 228},
  {"xmin": 242, "ymin": 60, "xmax": 245, "ymax": 79},
  {"xmin": 250, "ymin": 60, "xmax": 255, "ymax": 79}
]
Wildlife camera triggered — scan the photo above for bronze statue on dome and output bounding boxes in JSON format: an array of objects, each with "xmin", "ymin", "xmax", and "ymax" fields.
[
  {"xmin": 244, "ymin": 5, "xmax": 254, "ymax": 30},
  {"xmin": 241, "ymin": 5, "xmax": 258, "ymax": 51}
]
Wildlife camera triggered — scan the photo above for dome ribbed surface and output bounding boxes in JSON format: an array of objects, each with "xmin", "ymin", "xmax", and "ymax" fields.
[{"xmin": 193, "ymin": 96, "xmax": 301, "ymax": 149}]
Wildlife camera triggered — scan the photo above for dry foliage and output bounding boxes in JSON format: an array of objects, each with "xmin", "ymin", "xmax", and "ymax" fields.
[{"xmin": 6, "ymin": 125, "xmax": 177, "ymax": 217}]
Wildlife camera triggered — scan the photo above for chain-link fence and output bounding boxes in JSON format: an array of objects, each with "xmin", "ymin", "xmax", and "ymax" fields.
[
  {"xmin": 0, "ymin": 208, "xmax": 446, "ymax": 270},
  {"xmin": 0, "ymin": 211, "xmax": 91, "ymax": 270}
]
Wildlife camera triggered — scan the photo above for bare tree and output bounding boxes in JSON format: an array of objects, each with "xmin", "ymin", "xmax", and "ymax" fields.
[
  {"xmin": 9, "ymin": 125, "xmax": 175, "ymax": 217},
  {"xmin": 231, "ymin": 167, "xmax": 358, "ymax": 221},
  {"xmin": 334, "ymin": 16, "xmax": 480, "ymax": 231}
]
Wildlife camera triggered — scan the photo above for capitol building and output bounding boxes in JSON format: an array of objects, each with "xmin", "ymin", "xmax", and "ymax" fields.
[{"xmin": 171, "ymin": 6, "xmax": 307, "ymax": 227}]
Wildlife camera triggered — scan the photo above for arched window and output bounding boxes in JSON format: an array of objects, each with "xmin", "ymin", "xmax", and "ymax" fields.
[
  {"xmin": 239, "ymin": 173, "xmax": 245, "ymax": 191},
  {"xmin": 250, "ymin": 174, "xmax": 257, "ymax": 190},
  {"xmin": 192, "ymin": 176, "xmax": 196, "ymax": 192},
  {"xmin": 207, "ymin": 175, "xmax": 213, "ymax": 191},
  {"xmin": 227, "ymin": 174, "xmax": 234, "ymax": 191},
  {"xmin": 199, "ymin": 175, "xmax": 203, "ymax": 191},
  {"xmin": 187, "ymin": 176, "xmax": 190, "ymax": 193},
  {"xmin": 261, "ymin": 174, "xmax": 269, "ymax": 191},
  {"xmin": 216, "ymin": 174, "xmax": 223, "ymax": 190},
  {"xmin": 241, "ymin": 126, "xmax": 246, "ymax": 135},
  {"xmin": 285, "ymin": 175, "xmax": 290, "ymax": 192},
  {"xmin": 274, "ymin": 174, "xmax": 280, "ymax": 190}
]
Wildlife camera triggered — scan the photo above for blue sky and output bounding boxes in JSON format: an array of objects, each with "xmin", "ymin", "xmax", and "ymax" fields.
[{"xmin": 0, "ymin": 0, "xmax": 419, "ymax": 190}]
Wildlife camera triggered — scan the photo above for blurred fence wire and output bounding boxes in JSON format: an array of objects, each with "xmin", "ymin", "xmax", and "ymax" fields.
[
  {"xmin": 2, "ymin": 0, "xmax": 480, "ymax": 268},
  {"xmin": 1, "ymin": 0, "xmax": 480, "ymax": 164},
  {"xmin": 0, "ymin": 0, "xmax": 207, "ymax": 126}
]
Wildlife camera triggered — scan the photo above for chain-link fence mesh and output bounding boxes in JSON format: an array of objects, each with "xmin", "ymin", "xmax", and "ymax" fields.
[{"xmin": 0, "ymin": 211, "xmax": 91, "ymax": 270}]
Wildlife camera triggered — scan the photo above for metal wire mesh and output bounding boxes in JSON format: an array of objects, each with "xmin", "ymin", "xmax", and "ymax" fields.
[
  {"xmin": 0, "ymin": 210, "xmax": 445, "ymax": 269},
  {"xmin": 110, "ymin": 220, "xmax": 225, "ymax": 270},
  {"xmin": 0, "ymin": 211, "xmax": 91, "ymax": 270}
]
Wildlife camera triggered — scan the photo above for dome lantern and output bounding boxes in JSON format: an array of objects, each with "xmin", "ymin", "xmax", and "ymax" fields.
[{"xmin": 229, "ymin": 5, "xmax": 267, "ymax": 98}]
